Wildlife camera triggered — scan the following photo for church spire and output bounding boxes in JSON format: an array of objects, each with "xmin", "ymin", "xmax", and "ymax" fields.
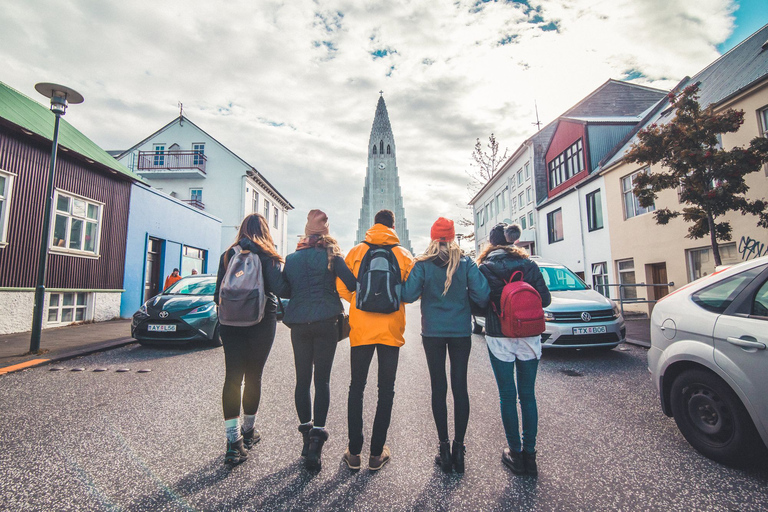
[{"xmin": 369, "ymin": 95, "xmax": 394, "ymax": 154}]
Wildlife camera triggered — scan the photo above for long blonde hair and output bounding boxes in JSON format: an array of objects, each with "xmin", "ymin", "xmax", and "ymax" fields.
[
  {"xmin": 415, "ymin": 240, "xmax": 463, "ymax": 295},
  {"xmin": 476, "ymin": 243, "xmax": 529, "ymax": 264},
  {"xmin": 225, "ymin": 213, "xmax": 284, "ymax": 265}
]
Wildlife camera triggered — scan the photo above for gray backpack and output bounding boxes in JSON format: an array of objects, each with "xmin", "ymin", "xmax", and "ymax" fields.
[{"xmin": 218, "ymin": 246, "xmax": 267, "ymax": 326}]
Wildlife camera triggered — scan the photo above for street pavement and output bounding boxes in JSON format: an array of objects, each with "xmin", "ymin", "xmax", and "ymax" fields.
[{"xmin": 1, "ymin": 304, "xmax": 766, "ymax": 511}]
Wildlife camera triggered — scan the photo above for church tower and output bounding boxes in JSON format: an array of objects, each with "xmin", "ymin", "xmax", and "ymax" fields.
[{"xmin": 355, "ymin": 94, "xmax": 413, "ymax": 253}]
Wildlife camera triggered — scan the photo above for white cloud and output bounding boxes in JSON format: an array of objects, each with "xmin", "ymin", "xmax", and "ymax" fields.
[{"xmin": 0, "ymin": 0, "xmax": 736, "ymax": 253}]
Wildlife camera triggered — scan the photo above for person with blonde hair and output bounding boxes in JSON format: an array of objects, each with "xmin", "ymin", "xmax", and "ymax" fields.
[
  {"xmin": 280, "ymin": 210, "xmax": 356, "ymax": 470},
  {"xmin": 213, "ymin": 213, "xmax": 285, "ymax": 465},
  {"xmin": 402, "ymin": 217, "xmax": 490, "ymax": 472}
]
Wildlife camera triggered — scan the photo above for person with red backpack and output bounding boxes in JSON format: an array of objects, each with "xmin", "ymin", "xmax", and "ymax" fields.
[{"xmin": 477, "ymin": 223, "xmax": 551, "ymax": 477}]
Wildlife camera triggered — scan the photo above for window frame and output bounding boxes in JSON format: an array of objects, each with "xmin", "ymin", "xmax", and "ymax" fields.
[
  {"xmin": 273, "ymin": 205, "xmax": 279, "ymax": 229},
  {"xmin": 517, "ymin": 169, "xmax": 523, "ymax": 186},
  {"xmin": 528, "ymin": 211, "xmax": 534, "ymax": 227},
  {"xmin": 264, "ymin": 199, "xmax": 270, "ymax": 219},
  {"xmin": 252, "ymin": 191, "xmax": 259, "ymax": 214},
  {"xmin": 47, "ymin": 291, "xmax": 90, "ymax": 325},
  {"xmin": 547, "ymin": 208, "xmax": 564, "ymax": 244},
  {"xmin": 548, "ymin": 139, "xmax": 585, "ymax": 190},
  {"xmin": 617, "ymin": 258, "xmax": 637, "ymax": 300},
  {"xmin": 49, "ymin": 190, "xmax": 103, "ymax": 258},
  {"xmin": 192, "ymin": 143, "xmax": 205, "ymax": 166},
  {"xmin": 759, "ymin": 105, "xmax": 768, "ymax": 176},
  {"xmin": 153, "ymin": 143, "xmax": 165, "ymax": 166},
  {"xmin": 190, "ymin": 188, "xmax": 203, "ymax": 203},
  {"xmin": 622, "ymin": 168, "xmax": 656, "ymax": 219},
  {"xmin": 0, "ymin": 169, "xmax": 16, "ymax": 247},
  {"xmin": 592, "ymin": 262, "xmax": 609, "ymax": 297},
  {"xmin": 524, "ymin": 162, "xmax": 530, "ymax": 180},
  {"xmin": 586, "ymin": 189, "xmax": 604, "ymax": 231}
]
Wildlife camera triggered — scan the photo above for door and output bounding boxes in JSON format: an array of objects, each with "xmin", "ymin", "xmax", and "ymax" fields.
[
  {"xmin": 144, "ymin": 237, "xmax": 162, "ymax": 302},
  {"xmin": 650, "ymin": 263, "xmax": 668, "ymax": 300}
]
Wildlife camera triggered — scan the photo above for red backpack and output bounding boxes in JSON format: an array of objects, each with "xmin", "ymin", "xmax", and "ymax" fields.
[{"xmin": 492, "ymin": 270, "xmax": 546, "ymax": 338}]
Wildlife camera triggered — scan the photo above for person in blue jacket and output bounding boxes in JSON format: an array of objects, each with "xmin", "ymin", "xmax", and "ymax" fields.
[
  {"xmin": 402, "ymin": 217, "xmax": 490, "ymax": 473},
  {"xmin": 279, "ymin": 210, "xmax": 357, "ymax": 471}
]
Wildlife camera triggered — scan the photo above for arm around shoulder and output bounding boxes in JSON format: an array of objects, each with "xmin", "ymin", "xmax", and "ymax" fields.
[
  {"xmin": 466, "ymin": 259, "xmax": 490, "ymax": 308},
  {"xmin": 333, "ymin": 255, "xmax": 357, "ymax": 292},
  {"xmin": 401, "ymin": 260, "xmax": 424, "ymax": 303}
]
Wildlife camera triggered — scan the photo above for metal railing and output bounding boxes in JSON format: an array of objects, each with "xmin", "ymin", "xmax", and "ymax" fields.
[
  {"xmin": 137, "ymin": 151, "xmax": 207, "ymax": 173},
  {"xmin": 182, "ymin": 199, "xmax": 205, "ymax": 210},
  {"xmin": 599, "ymin": 282, "xmax": 675, "ymax": 316}
]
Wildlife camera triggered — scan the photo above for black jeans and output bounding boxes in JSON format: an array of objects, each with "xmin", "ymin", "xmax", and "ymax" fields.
[
  {"xmin": 290, "ymin": 317, "xmax": 339, "ymax": 427},
  {"xmin": 422, "ymin": 336, "xmax": 472, "ymax": 444},
  {"xmin": 221, "ymin": 312, "xmax": 277, "ymax": 419},
  {"xmin": 348, "ymin": 344, "xmax": 400, "ymax": 457}
]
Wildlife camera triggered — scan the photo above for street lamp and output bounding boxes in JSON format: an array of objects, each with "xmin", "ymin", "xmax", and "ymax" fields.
[{"xmin": 29, "ymin": 83, "xmax": 84, "ymax": 353}]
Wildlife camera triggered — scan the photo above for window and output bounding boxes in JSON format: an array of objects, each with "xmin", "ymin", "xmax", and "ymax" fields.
[
  {"xmin": 517, "ymin": 170, "xmax": 523, "ymax": 186},
  {"xmin": 752, "ymin": 279, "xmax": 768, "ymax": 318},
  {"xmin": 51, "ymin": 191, "xmax": 102, "ymax": 256},
  {"xmin": 372, "ymin": 145, "xmax": 377, "ymax": 155},
  {"xmin": 387, "ymin": 145, "xmax": 391, "ymax": 154},
  {"xmin": 182, "ymin": 246, "xmax": 206, "ymax": 276},
  {"xmin": 592, "ymin": 262, "xmax": 609, "ymax": 297},
  {"xmin": 380, "ymin": 140, "xmax": 384, "ymax": 154},
  {"xmin": 548, "ymin": 139, "xmax": 584, "ymax": 189},
  {"xmin": 760, "ymin": 107, "xmax": 768, "ymax": 175},
  {"xmin": 477, "ymin": 211, "xmax": 483, "ymax": 227},
  {"xmin": 547, "ymin": 209, "xmax": 563, "ymax": 244},
  {"xmin": 190, "ymin": 189, "xmax": 202, "ymax": 203},
  {"xmin": 524, "ymin": 162, "xmax": 530, "ymax": 180},
  {"xmin": 47, "ymin": 292, "xmax": 88, "ymax": 325},
  {"xmin": 528, "ymin": 211, "xmax": 534, "ymax": 227},
  {"xmin": 264, "ymin": 200, "xmax": 270, "ymax": 219},
  {"xmin": 495, "ymin": 194, "xmax": 501, "ymax": 213},
  {"xmin": 153, "ymin": 144, "xmax": 165, "ymax": 166},
  {"xmin": 526, "ymin": 187, "xmax": 532, "ymax": 204},
  {"xmin": 586, "ymin": 190, "xmax": 604, "ymax": 231},
  {"xmin": 691, "ymin": 267, "xmax": 762, "ymax": 313},
  {"xmin": 192, "ymin": 143, "xmax": 205, "ymax": 166},
  {"xmin": 686, "ymin": 243, "xmax": 739, "ymax": 282},
  {"xmin": 617, "ymin": 259, "xmax": 637, "ymax": 300},
  {"xmin": 623, "ymin": 169, "xmax": 655, "ymax": 219},
  {"xmin": 510, "ymin": 196, "xmax": 516, "ymax": 212},
  {"xmin": 521, "ymin": 216, "xmax": 527, "ymax": 229},
  {"xmin": 501, "ymin": 188, "xmax": 507, "ymax": 210},
  {"xmin": 252, "ymin": 191, "xmax": 259, "ymax": 214},
  {"xmin": 518, "ymin": 192, "xmax": 525, "ymax": 209},
  {"xmin": 273, "ymin": 206, "xmax": 279, "ymax": 228},
  {"xmin": 0, "ymin": 170, "xmax": 14, "ymax": 246}
]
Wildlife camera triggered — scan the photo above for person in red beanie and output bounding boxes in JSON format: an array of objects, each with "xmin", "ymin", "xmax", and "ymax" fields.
[{"xmin": 401, "ymin": 217, "xmax": 490, "ymax": 473}]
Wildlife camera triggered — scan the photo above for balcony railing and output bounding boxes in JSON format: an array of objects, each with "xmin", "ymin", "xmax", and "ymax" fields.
[
  {"xmin": 182, "ymin": 199, "xmax": 205, "ymax": 210},
  {"xmin": 137, "ymin": 151, "xmax": 207, "ymax": 174}
]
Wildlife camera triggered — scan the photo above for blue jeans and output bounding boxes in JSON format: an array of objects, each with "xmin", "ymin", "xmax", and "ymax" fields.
[{"xmin": 487, "ymin": 348, "xmax": 539, "ymax": 453}]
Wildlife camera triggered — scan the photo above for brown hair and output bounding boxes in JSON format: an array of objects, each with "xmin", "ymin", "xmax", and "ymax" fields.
[
  {"xmin": 374, "ymin": 209, "xmax": 395, "ymax": 228},
  {"xmin": 225, "ymin": 213, "xmax": 284, "ymax": 266},
  {"xmin": 415, "ymin": 240, "xmax": 462, "ymax": 295},
  {"xmin": 476, "ymin": 243, "xmax": 529, "ymax": 264}
]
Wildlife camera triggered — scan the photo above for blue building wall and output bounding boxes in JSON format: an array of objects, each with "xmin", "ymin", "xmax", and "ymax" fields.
[{"xmin": 121, "ymin": 184, "xmax": 222, "ymax": 317}]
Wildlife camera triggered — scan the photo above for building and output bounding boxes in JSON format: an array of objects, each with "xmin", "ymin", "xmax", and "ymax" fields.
[
  {"xmin": 599, "ymin": 24, "xmax": 768, "ymax": 314},
  {"xmin": 120, "ymin": 184, "xmax": 221, "ymax": 318},
  {"xmin": 0, "ymin": 81, "xmax": 141, "ymax": 335},
  {"xmin": 356, "ymin": 94, "xmax": 413, "ymax": 253},
  {"xmin": 115, "ymin": 116, "xmax": 293, "ymax": 256}
]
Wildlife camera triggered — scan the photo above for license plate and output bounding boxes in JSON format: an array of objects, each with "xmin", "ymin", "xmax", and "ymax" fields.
[
  {"xmin": 148, "ymin": 324, "xmax": 176, "ymax": 332},
  {"xmin": 573, "ymin": 326, "xmax": 607, "ymax": 335}
]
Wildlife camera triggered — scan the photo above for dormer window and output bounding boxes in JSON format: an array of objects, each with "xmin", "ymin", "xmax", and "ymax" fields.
[
  {"xmin": 387, "ymin": 145, "xmax": 391, "ymax": 154},
  {"xmin": 373, "ymin": 145, "xmax": 377, "ymax": 155}
]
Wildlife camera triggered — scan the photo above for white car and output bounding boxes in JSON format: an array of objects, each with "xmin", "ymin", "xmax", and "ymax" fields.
[{"xmin": 647, "ymin": 255, "xmax": 768, "ymax": 466}]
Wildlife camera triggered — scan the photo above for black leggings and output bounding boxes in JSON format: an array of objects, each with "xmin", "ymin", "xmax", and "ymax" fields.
[
  {"xmin": 422, "ymin": 336, "xmax": 472, "ymax": 443},
  {"xmin": 221, "ymin": 313, "xmax": 277, "ymax": 419},
  {"xmin": 290, "ymin": 317, "xmax": 339, "ymax": 427}
]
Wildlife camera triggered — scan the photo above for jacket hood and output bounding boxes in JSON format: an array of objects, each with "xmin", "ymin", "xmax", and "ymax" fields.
[
  {"xmin": 364, "ymin": 224, "xmax": 401, "ymax": 246},
  {"xmin": 485, "ymin": 245, "xmax": 529, "ymax": 261}
]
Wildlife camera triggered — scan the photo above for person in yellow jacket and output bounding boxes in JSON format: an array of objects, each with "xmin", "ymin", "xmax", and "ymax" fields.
[{"xmin": 336, "ymin": 209, "xmax": 414, "ymax": 471}]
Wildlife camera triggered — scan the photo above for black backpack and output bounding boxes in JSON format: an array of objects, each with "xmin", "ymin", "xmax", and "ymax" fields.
[{"xmin": 356, "ymin": 243, "xmax": 402, "ymax": 313}]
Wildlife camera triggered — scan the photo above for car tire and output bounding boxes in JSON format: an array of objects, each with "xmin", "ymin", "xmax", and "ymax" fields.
[
  {"xmin": 669, "ymin": 368, "xmax": 762, "ymax": 467},
  {"xmin": 207, "ymin": 324, "xmax": 223, "ymax": 348},
  {"xmin": 473, "ymin": 320, "xmax": 484, "ymax": 335}
]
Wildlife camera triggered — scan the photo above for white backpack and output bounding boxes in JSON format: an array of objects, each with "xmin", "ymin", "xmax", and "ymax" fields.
[{"xmin": 218, "ymin": 246, "xmax": 267, "ymax": 326}]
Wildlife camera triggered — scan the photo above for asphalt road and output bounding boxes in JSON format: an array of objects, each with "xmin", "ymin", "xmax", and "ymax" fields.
[{"xmin": 1, "ymin": 304, "xmax": 766, "ymax": 511}]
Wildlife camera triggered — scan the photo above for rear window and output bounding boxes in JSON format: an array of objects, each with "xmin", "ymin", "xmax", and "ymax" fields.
[
  {"xmin": 539, "ymin": 266, "xmax": 588, "ymax": 292},
  {"xmin": 690, "ymin": 267, "xmax": 762, "ymax": 313}
]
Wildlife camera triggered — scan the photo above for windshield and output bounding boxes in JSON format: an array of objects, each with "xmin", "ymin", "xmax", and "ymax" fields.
[
  {"xmin": 164, "ymin": 277, "xmax": 217, "ymax": 296},
  {"xmin": 540, "ymin": 265, "xmax": 588, "ymax": 292}
]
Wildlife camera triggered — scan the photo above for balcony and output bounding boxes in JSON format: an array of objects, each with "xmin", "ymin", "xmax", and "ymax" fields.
[
  {"xmin": 136, "ymin": 150, "xmax": 207, "ymax": 179},
  {"xmin": 182, "ymin": 199, "xmax": 205, "ymax": 210}
]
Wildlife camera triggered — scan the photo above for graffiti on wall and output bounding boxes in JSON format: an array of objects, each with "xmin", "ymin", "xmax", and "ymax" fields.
[{"xmin": 738, "ymin": 235, "xmax": 768, "ymax": 261}]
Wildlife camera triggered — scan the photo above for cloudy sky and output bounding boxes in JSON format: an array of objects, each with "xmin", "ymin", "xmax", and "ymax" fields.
[{"xmin": 1, "ymin": 0, "xmax": 765, "ymax": 253}]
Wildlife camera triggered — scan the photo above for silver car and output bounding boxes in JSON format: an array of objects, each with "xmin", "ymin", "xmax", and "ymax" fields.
[
  {"xmin": 474, "ymin": 257, "xmax": 626, "ymax": 349},
  {"xmin": 648, "ymin": 255, "xmax": 768, "ymax": 466}
]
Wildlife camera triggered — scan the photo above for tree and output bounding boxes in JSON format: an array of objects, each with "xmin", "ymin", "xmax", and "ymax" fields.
[{"xmin": 624, "ymin": 84, "xmax": 768, "ymax": 266}]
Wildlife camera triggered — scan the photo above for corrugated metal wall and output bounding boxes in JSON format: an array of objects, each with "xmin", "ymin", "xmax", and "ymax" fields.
[
  {"xmin": 0, "ymin": 127, "xmax": 131, "ymax": 289},
  {"xmin": 586, "ymin": 124, "xmax": 635, "ymax": 171}
]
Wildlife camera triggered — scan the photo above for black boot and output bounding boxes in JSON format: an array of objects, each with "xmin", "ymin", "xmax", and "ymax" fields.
[
  {"xmin": 452, "ymin": 441, "xmax": 466, "ymax": 473},
  {"xmin": 434, "ymin": 441, "xmax": 452, "ymax": 473},
  {"xmin": 298, "ymin": 422, "xmax": 313, "ymax": 457},
  {"xmin": 502, "ymin": 448, "xmax": 525, "ymax": 475},
  {"xmin": 305, "ymin": 427, "xmax": 329, "ymax": 470},
  {"xmin": 523, "ymin": 450, "xmax": 538, "ymax": 476},
  {"xmin": 224, "ymin": 438, "xmax": 248, "ymax": 465}
]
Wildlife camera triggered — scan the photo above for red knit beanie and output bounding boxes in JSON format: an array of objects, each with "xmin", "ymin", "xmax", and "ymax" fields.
[
  {"xmin": 305, "ymin": 209, "xmax": 329, "ymax": 236},
  {"xmin": 430, "ymin": 217, "xmax": 455, "ymax": 242}
]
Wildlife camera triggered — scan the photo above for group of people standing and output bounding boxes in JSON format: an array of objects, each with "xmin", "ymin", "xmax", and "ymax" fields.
[{"xmin": 212, "ymin": 208, "xmax": 550, "ymax": 476}]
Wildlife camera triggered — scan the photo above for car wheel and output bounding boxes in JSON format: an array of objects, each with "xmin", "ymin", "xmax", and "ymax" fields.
[
  {"xmin": 473, "ymin": 320, "xmax": 484, "ymax": 334},
  {"xmin": 669, "ymin": 368, "xmax": 762, "ymax": 467},
  {"xmin": 207, "ymin": 324, "xmax": 223, "ymax": 347}
]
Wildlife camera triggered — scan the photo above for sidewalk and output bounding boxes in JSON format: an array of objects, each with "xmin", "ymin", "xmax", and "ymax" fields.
[
  {"xmin": 0, "ymin": 319, "xmax": 134, "ymax": 375},
  {"xmin": 624, "ymin": 316, "xmax": 651, "ymax": 348}
]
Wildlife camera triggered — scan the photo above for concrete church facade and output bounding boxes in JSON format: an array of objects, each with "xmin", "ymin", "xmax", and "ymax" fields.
[{"xmin": 355, "ymin": 95, "xmax": 413, "ymax": 254}]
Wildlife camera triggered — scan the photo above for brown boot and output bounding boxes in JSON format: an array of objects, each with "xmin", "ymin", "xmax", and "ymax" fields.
[
  {"xmin": 368, "ymin": 445, "xmax": 391, "ymax": 471},
  {"xmin": 342, "ymin": 448, "xmax": 361, "ymax": 470}
]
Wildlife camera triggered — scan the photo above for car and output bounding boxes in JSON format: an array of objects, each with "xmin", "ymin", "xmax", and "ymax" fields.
[
  {"xmin": 648, "ymin": 255, "xmax": 768, "ymax": 466},
  {"xmin": 132, "ymin": 274, "xmax": 222, "ymax": 346},
  {"xmin": 473, "ymin": 257, "xmax": 626, "ymax": 349}
]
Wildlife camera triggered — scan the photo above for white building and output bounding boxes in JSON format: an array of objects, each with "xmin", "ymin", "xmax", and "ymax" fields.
[{"xmin": 116, "ymin": 116, "xmax": 293, "ymax": 256}]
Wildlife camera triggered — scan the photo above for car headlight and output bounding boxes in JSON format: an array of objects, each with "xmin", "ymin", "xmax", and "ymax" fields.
[
  {"xmin": 543, "ymin": 310, "xmax": 555, "ymax": 321},
  {"xmin": 188, "ymin": 303, "xmax": 215, "ymax": 315},
  {"xmin": 138, "ymin": 303, "xmax": 149, "ymax": 315},
  {"xmin": 611, "ymin": 301, "xmax": 621, "ymax": 318}
]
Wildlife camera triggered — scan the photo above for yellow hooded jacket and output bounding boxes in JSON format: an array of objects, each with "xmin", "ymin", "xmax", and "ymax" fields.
[{"xmin": 337, "ymin": 224, "xmax": 414, "ymax": 348}]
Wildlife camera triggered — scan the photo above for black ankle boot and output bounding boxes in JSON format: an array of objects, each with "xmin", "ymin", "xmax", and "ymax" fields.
[
  {"xmin": 452, "ymin": 441, "xmax": 466, "ymax": 473},
  {"xmin": 434, "ymin": 441, "xmax": 452, "ymax": 473},
  {"xmin": 305, "ymin": 427, "xmax": 329, "ymax": 470},
  {"xmin": 523, "ymin": 450, "xmax": 538, "ymax": 476},
  {"xmin": 298, "ymin": 422, "xmax": 313, "ymax": 457},
  {"xmin": 502, "ymin": 448, "xmax": 525, "ymax": 475}
]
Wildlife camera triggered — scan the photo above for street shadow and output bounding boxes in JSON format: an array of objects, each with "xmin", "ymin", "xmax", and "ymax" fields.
[
  {"xmin": 407, "ymin": 466, "xmax": 464, "ymax": 511},
  {"xmin": 494, "ymin": 471, "xmax": 539, "ymax": 511}
]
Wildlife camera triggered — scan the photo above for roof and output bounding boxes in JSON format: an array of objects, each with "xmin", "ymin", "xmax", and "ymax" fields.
[
  {"xmin": 117, "ymin": 115, "xmax": 293, "ymax": 209},
  {"xmin": 0, "ymin": 81, "xmax": 144, "ymax": 183},
  {"xmin": 601, "ymin": 23, "xmax": 768, "ymax": 171},
  {"xmin": 561, "ymin": 79, "xmax": 667, "ymax": 118}
]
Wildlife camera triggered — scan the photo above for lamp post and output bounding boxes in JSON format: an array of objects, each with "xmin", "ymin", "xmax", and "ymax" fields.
[{"xmin": 29, "ymin": 83, "xmax": 84, "ymax": 353}]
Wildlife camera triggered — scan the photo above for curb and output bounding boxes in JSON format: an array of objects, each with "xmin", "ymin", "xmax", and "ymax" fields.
[
  {"xmin": 624, "ymin": 337, "xmax": 651, "ymax": 348},
  {"xmin": 0, "ymin": 337, "xmax": 136, "ymax": 376}
]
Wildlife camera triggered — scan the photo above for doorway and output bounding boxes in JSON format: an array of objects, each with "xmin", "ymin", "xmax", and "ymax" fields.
[
  {"xmin": 144, "ymin": 237, "xmax": 162, "ymax": 302},
  {"xmin": 649, "ymin": 263, "xmax": 669, "ymax": 301}
]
